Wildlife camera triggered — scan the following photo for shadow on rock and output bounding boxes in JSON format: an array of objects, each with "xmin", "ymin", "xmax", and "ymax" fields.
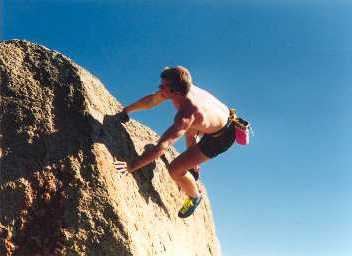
[{"xmin": 0, "ymin": 87, "xmax": 171, "ymax": 255}]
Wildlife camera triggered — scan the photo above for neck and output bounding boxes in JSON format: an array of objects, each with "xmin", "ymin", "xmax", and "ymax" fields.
[
  {"xmin": 171, "ymin": 86, "xmax": 194, "ymax": 109},
  {"xmin": 171, "ymin": 95, "xmax": 186, "ymax": 109}
]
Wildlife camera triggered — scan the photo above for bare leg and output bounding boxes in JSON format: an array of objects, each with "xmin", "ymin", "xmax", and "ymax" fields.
[
  {"xmin": 173, "ymin": 172, "xmax": 200, "ymax": 198},
  {"xmin": 168, "ymin": 144, "xmax": 210, "ymax": 198}
]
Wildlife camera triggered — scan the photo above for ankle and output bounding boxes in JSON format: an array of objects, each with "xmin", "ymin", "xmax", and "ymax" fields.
[{"xmin": 190, "ymin": 193, "xmax": 201, "ymax": 200}]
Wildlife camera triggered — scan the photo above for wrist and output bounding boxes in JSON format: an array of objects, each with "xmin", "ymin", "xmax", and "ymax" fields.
[
  {"xmin": 127, "ymin": 160, "xmax": 135, "ymax": 173},
  {"xmin": 120, "ymin": 108, "xmax": 130, "ymax": 123}
]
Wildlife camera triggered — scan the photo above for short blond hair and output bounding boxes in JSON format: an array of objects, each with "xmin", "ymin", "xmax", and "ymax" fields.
[{"xmin": 160, "ymin": 66, "xmax": 192, "ymax": 96}]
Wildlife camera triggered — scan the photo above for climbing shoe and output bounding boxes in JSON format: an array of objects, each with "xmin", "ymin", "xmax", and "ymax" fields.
[{"xmin": 178, "ymin": 195, "xmax": 202, "ymax": 218}]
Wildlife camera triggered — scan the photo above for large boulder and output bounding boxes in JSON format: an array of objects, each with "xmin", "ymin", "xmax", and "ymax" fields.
[{"xmin": 0, "ymin": 40, "xmax": 221, "ymax": 256}]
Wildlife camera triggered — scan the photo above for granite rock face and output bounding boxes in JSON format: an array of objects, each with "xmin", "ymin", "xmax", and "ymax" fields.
[{"xmin": 0, "ymin": 40, "xmax": 221, "ymax": 256}]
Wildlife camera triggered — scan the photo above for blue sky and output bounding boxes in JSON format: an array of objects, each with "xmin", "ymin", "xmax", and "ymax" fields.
[{"xmin": 2, "ymin": 1, "xmax": 352, "ymax": 255}]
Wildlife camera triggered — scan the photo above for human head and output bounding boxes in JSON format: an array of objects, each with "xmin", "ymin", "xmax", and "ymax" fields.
[{"xmin": 159, "ymin": 66, "xmax": 192, "ymax": 96}]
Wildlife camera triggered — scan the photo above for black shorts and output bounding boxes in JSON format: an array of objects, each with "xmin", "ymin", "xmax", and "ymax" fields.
[{"xmin": 197, "ymin": 110, "xmax": 236, "ymax": 159}]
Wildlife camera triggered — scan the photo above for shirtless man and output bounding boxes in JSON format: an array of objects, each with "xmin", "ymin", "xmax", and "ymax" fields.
[{"xmin": 114, "ymin": 66, "xmax": 237, "ymax": 218}]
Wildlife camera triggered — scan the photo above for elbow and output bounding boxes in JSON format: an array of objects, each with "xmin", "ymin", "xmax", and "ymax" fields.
[
  {"xmin": 142, "ymin": 95, "xmax": 156, "ymax": 109},
  {"xmin": 141, "ymin": 102, "xmax": 153, "ymax": 110}
]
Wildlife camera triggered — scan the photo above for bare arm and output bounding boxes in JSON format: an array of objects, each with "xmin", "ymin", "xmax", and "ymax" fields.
[
  {"xmin": 124, "ymin": 90, "xmax": 166, "ymax": 114},
  {"xmin": 127, "ymin": 109, "xmax": 195, "ymax": 173}
]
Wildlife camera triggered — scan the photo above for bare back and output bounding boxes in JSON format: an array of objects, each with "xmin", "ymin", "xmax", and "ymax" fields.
[{"xmin": 172, "ymin": 85, "xmax": 230, "ymax": 135}]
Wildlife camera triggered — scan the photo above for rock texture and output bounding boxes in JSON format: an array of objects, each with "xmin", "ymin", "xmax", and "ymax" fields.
[{"xmin": 0, "ymin": 40, "xmax": 221, "ymax": 256}]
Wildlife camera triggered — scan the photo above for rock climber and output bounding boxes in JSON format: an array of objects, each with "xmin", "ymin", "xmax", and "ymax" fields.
[{"xmin": 114, "ymin": 66, "xmax": 238, "ymax": 218}]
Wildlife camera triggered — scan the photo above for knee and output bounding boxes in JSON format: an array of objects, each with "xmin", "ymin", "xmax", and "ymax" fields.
[{"xmin": 168, "ymin": 161, "xmax": 185, "ymax": 180}]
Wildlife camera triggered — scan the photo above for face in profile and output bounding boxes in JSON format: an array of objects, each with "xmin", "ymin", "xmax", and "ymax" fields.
[{"xmin": 159, "ymin": 78, "xmax": 174, "ymax": 98}]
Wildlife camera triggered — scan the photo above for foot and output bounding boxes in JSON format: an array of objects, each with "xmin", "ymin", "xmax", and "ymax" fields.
[{"xmin": 178, "ymin": 194, "xmax": 202, "ymax": 218}]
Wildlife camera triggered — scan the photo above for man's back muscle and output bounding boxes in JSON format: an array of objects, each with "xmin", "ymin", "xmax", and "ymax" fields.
[{"xmin": 177, "ymin": 85, "xmax": 230, "ymax": 135}]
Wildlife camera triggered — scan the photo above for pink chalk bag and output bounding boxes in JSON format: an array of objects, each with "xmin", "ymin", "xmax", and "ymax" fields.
[{"xmin": 229, "ymin": 108, "xmax": 253, "ymax": 145}]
